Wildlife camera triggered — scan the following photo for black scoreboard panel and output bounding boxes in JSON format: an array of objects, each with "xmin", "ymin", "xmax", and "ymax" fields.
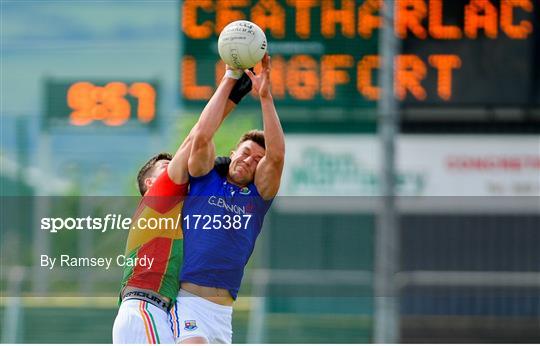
[
  {"xmin": 45, "ymin": 79, "xmax": 159, "ymax": 129},
  {"xmin": 401, "ymin": 0, "xmax": 539, "ymax": 107},
  {"xmin": 180, "ymin": 0, "xmax": 539, "ymax": 132}
]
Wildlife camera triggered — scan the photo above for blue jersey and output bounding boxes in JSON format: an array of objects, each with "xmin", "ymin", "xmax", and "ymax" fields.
[{"xmin": 180, "ymin": 168, "xmax": 272, "ymax": 299}]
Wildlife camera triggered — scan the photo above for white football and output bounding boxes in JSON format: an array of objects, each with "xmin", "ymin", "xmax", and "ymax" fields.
[{"xmin": 218, "ymin": 20, "xmax": 267, "ymax": 69}]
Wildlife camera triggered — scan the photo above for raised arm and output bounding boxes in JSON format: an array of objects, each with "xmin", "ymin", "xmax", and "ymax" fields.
[
  {"xmin": 168, "ymin": 68, "xmax": 249, "ymax": 183},
  {"xmin": 245, "ymin": 55, "xmax": 285, "ymax": 200},
  {"xmin": 166, "ymin": 99, "xmax": 236, "ymax": 185},
  {"xmin": 187, "ymin": 76, "xmax": 236, "ymax": 177}
]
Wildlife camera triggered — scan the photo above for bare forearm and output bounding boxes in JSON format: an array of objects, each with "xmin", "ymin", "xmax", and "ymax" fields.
[
  {"xmin": 195, "ymin": 77, "xmax": 236, "ymax": 140},
  {"xmin": 260, "ymin": 95, "xmax": 285, "ymax": 161},
  {"xmin": 189, "ymin": 99, "xmax": 236, "ymax": 137},
  {"xmin": 168, "ymin": 83, "xmax": 236, "ymax": 183}
]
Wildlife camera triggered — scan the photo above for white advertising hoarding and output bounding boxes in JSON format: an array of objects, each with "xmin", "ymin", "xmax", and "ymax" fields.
[{"xmin": 281, "ymin": 135, "xmax": 540, "ymax": 197}]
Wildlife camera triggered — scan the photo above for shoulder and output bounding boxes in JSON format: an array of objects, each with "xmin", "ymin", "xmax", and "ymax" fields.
[
  {"xmin": 147, "ymin": 170, "xmax": 188, "ymax": 197},
  {"xmin": 141, "ymin": 172, "xmax": 187, "ymax": 214},
  {"xmin": 248, "ymin": 182, "xmax": 274, "ymax": 210},
  {"xmin": 188, "ymin": 168, "xmax": 225, "ymax": 195},
  {"xmin": 190, "ymin": 157, "xmax": 230, "ymax": 182},
  {"xmin": 190, "ymin": 167, "xmax": 222, "ymax": 183}
]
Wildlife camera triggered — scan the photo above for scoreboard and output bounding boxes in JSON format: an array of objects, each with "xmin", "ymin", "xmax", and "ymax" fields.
[
  {"xmin": 180, "ymin": 0, "xmax": 539, "ymax": 109},
  {"xmin": 45, "ymin": 80, "xmax": 159, "ymax": 129},
  {"xmin": 180, "ymin": 0, "xmax": 377, "ymax": 108},
  {"xmin": 401, "ymin": 0, "xmax": 539, "ymax": 107}
]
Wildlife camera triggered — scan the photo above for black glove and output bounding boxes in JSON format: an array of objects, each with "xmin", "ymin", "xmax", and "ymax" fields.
[
  {"xmin": 214, "ymin": 156, "xmax": 231, "ymax": 177},
  {"xmin": 228, "ymin": 68, "xmax": 254, "ymax": 105}
]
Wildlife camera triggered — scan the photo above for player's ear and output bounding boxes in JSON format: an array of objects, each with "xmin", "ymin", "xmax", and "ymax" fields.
[
  {"xmin": 144, "ymin": 177, "xmax": 154, "ymax": 190},
  {"xmin": 230, "ymin": 150, "xmax": 235, "ymax": 158}
]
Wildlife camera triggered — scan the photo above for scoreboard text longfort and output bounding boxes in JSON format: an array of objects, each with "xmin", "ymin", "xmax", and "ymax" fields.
[{"xmin": 180, "ymin": 0, "xmax": 537, "ymax": 107}]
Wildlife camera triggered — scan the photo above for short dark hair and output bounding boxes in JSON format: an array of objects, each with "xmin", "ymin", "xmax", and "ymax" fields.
[
  {"xmin": 137, "ymin": 152, "xmax": 172, "ymax": 196},
  {"xmin": 237, "ymin": 130, "xmax": 265, "ymax": 149}
]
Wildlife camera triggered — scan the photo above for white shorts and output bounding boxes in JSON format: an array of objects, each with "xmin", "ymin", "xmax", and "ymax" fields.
[
  {"xmin": 172, "ymin": 289, "xmax": 233, "ymax": 344},
  {"xmin": 112, "ymin": 299, "xmax": 175, "ymax": 344}
]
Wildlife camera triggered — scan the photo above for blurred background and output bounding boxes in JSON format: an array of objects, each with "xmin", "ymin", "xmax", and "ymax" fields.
[{"xmin": 1, "ymin": 0, "xmax": 539, "ymax": 343}]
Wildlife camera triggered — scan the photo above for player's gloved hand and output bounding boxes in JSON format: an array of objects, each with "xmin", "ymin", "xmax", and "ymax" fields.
[
  {"xmin": 214, "ymin": 156, "xmax": 231, "ymax": 177},
  {"xmin": 229, "ymin": 68, "xmax": 254, "ymax": 105}
]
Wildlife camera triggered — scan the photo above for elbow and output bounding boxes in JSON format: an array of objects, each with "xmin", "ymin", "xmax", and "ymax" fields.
[
  {"xmin": 191, "ymin": 128, "xmax": 212, "ymax": 149},
  {"xmin": 266, "ymin": 148, "xmax": 285, "ymax": 165}
]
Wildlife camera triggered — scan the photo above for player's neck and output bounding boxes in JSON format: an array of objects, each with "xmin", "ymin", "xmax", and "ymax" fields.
[{"xmin": 226, "ymin": 175, "xmax": 248, "ymax": 188}]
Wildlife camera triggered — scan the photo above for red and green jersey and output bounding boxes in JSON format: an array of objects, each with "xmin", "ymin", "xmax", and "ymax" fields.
[{"xmin": 119, "ymin": 170, "xmax": 187, "ymax": 302}]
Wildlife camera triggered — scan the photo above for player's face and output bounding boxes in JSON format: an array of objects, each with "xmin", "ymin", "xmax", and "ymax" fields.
[
  {"xmin": 145, "ymin": 159, "xmax": 170, "ymax": 190},
  {"xmin": 228, "ymin": 140, "xmax": 265, "ymax": 186}
]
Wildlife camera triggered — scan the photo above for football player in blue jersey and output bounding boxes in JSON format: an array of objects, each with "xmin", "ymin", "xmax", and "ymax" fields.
[{"xmin": 173, "ymin": 54, "xmax": 285, "ymax": 344}]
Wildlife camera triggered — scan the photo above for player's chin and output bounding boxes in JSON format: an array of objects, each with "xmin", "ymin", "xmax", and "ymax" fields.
[
  {"xmin": 230, "ymin": 170, "xmax": 244, "ymax": 182},
  {"xmin": 234, "ymin": 170, "xmax": 253, "ymax": 185},
  {"xmin": 235, "ymin": 166, "xmax": 249, "ymax": 177}
]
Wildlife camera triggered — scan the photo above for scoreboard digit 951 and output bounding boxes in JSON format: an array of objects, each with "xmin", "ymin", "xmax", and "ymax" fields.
[{"xmin": 45, "ymin": 80, "xmax": 159, "ymax": 129}]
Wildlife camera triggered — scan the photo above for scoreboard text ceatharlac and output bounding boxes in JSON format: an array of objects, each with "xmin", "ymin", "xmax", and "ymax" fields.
[{"xmin": 180, "ymin": 0, "xmax": 537, "ymax": 107}]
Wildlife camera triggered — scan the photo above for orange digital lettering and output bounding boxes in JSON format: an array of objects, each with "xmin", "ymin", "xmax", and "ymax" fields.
[
  {"xmin": 68, "ymin": 81, "xmax": 155, "ymax": 126},
  {"xmin": 501, "ymin": 0, "xmax": 533, "ymax": 39},
  {"xmin": 287, "ymin": 55, "xmax": 319, "ymax": 100},
  {"xmin": 464, "ymin": 0, "xmax": 498, "ymax": 38},
  {"xmin": 216, "ymin": 0, "xmax": 248, "ymax": 34},
  {"xmin": 321, "ymin": 55, "xmax": 354, "ymax": 100},
  {"xmin": 358, "ymin": 0, "xmax": 383, "ymax": 39},
  {"xmin": 395, "ymin": 0, "xmax": 428, "ymax": 39},
  {"xmin": 101, "ymin": 82, "xmax": 131, "ymax": 126},
  {"xmin": 357, "ymin": 55, "xmax": 380, "ymax": 101},
  {"xmin": 251, "ymin": 0, "xmax": 286, "ymax": 38},
  {"xmin": 428, "ymin": 55, "xmax": 461, "ymax": 101},
  {"xmin": 129, "ymin": 83, "xmax": 156, "ymax": 123},
  {"xmin": 429, "ymin": 0, "xmax": 462, "ymax": 39},
  {"xmin": 321, "ymin": 0, "xmax": 355, "ymax": 38},
  {"xmin": 67, "ymin": 82, "xmax": 95, "ymax": 126},
  {"xmin": 395, "ymin": 55, "xmax": 427, "ymax": 101},
  {"xmin": 89, "ymin": 86, "xmax": 109, "ymax": 120},
  {"xmin": 182, "ymin": 56, "xmax": 213, "ymax": 100},
  {"xmin": 182, "ymin": 0, "xmax": 214, "ymax": 39},
  {"xmin": 287, "ymin": 0, "xmax": 318, "ymax": 39}
]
